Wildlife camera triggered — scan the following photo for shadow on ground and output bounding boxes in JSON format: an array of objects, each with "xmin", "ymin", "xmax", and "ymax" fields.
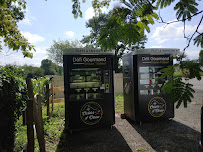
[
  {"xmin": 129, "ymin": 119, "xmax": 201, "ymax": 152},
  {"xmin": 56, "ymin": 126, "xmax": 132, "ymax": 152}
]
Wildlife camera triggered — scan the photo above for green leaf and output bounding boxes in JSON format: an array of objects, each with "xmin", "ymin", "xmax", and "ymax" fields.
[
  {"xmin": 156, "ymin": 0, "xmax": 175, "ymax": 8},
  {"xmin": 194, "ymin": 33, "xmax": 203, "ymax": 48},
  {"xmin": 174, "ymin": 0, "xmax": 198, "ymax": 21}
]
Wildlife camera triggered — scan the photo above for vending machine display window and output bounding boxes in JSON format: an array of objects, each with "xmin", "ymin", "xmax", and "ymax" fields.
[{"xmin": 69, "ymin": 68, "xmax": 103, "ymax": 101}]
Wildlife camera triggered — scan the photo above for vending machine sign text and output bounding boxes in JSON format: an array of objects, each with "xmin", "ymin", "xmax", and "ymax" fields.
[
  {"xmin": 72, "ymin": 56, "xmax": 107, "ymax": 65},
  {"xmin": 141, "ymin": 56, "xmax": 170, "ymax": 64}
]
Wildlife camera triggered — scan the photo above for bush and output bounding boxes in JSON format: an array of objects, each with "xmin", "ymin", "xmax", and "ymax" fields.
[
  {"xmin": 32, "ymin": 77, "xmax": 50, "ymax": 102},
  {"xmin": 0, "ymin": 65, "xmax": 28, "ymax": 151}
]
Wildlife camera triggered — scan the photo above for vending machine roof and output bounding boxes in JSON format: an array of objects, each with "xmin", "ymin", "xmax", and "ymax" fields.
[
  {"xmin": 131, "ymin": 48, "xmax": 180, "ymax": 55},
  {"xmin": 63, "ymin": 48, "xmax": 115, "ymax": 55}
]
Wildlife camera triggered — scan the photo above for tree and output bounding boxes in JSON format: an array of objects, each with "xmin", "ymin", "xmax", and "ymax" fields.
[
  {"xmin": 199, "ymin": 50, "xmax": 203, "ymax": 65},
  {"xmin": 0, "ymin": 0, "xmax": 35, "ymax": 58},
  {"xmin": 81, "ymin": 12, "xmax": 147, "ymax": 73},
  {"xmin": 40, "ymin": 59, "xmax": 63, "ymax": 76},
  {"xmin": 47, "ymin": 40, "xmax": 84, "ymax": 65},
  {"xmin": 22, "ymin": 65, "xmax": 44, "ymax": 78},
  {"xmin": 40, "ymin": 59, "xmax": 56, "ymax": 75},
  {"xmin": 71, "ymin": 0, "xmax": 203, "ymax": 108}
]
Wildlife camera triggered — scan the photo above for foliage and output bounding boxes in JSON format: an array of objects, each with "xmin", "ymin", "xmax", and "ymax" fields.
[
  {"xmin": 40, "ymin": 59, "xmax": 63, "ymax": 76},
  {"xmin": 71, "ymin": 0, "xmax": 202, "ymax": 51},
  {"xmin": 161, "ymin": 59, "xmax": 202, "ymax": 108},
  {"xmin": 47, "ymin": 40, "xmax": 84, "ymax": 65},
  {"xmin": 162, "ymin": 77, "xmax": 195, "ymax": 108},
  {"xmin": 0, "ymin": 0, "xmax": 35, "ymax": 58},
  {"xmin": 0, "ymin": 65, "xmax": 27, "ymax": 151},
  {"xmin": 32, "ymin": 77, "xmax": 49, "ymax": 102},
  {"xmin": 22, "ymin": 65, "xmax": 45, "ymax": 78},
  {"xmin": 199, "ymin": 50, "xmax": 203, "ymax": 65},
  {"xmin": 82, "ymin": 12, "xmax": 147, "ymax": 73},
  {"xmin": 0, "ymin": 65, "xmax": 27, "ymax": 121}
]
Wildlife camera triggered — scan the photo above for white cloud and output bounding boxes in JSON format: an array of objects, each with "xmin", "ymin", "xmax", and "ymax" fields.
[
  {"xmin": 154, "ymin": 38, "xmax": 169, "ymax": 44},
  {"xmin": 32, "ymin": 47, "xmax": 48, "ymax": 55},
  {"xmin": 65, "ymin": 31, "xmax": 75, "ymax": 38},
  {"xmin": 152, "ymin": 22, "xmax": 203, "ymax": 43},
  {"xmin": 85, "ymin": 7, "xmax": 108, "ymax": 20},
  {"xmin": 21, "ymin": 32, "xmax": 45, "ymax": 43}
]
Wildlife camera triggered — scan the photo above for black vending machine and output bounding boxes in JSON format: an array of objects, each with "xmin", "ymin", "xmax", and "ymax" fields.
[
  {"xmin": 63, "ymin": 48, "xmax": 115, "ymax": 131},
  {"xmin": 122, "ymin": 48, "xmax": 180, "ymax": 122}
]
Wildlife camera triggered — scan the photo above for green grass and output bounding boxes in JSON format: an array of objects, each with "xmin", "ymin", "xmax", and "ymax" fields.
[
  {"xmin": 14, "ymin": 94, "xmax": 124, "ymax": 151},
  {"xmin": 115, "ymin": 93, "xmax": 124, "ymax": 113},
  {"xmin": 14, "ymin": 103, "xmax": 65, "ymax": 152}
]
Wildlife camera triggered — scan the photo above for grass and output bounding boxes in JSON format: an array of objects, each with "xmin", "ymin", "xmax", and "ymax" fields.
[
  {"xmin": 115, "ymin": 93, "xmax": 124, "ymax": 113},
  {"xmin": 14, "ymin": 94, "xmax": 124, "ymax": 151}
]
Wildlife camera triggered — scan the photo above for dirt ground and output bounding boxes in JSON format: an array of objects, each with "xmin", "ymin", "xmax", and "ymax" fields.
[{"xmin": 56, "ymin": 78, "xmax": 203, "ymax": 152}]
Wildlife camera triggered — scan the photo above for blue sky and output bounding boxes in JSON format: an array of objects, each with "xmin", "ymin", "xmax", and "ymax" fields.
[{"xmin": 0, "ymin": 0, "xmax": 202, "ymax": 67}]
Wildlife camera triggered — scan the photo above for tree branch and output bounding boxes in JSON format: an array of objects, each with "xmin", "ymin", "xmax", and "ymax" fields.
[
  {"xmin": 157, "ymin": 10, "xmax": 203, "ymax": 25},
  {"xmin": 183, "ymin": 14, "xmax": 203, "ymax": 53}
]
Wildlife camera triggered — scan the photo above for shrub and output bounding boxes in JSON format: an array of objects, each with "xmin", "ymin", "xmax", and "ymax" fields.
[{"xmin": 0, "ymin": 65, "xmax": 27, "ymax": 151}]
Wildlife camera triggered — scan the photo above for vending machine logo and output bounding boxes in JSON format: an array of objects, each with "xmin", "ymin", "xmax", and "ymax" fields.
[
  {"xmin": 148, "ymin": 97, "xmax": 166, "ymax": 117},
  {"xmin": 80, "ymin": 102, "xmax": 103, "ymax": 125}
]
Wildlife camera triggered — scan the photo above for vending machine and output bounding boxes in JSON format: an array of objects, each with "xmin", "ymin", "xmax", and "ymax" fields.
[
  {"xmin": 63, "ymin": 48, "xmax": 115, "ymax": 131},
  {"xmin": 122, "ymin": 48, "xmax": 180, "ymax": 122}
]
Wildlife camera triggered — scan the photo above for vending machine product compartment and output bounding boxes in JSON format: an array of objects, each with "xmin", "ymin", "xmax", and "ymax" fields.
[{"xmin": 69, "ymin": 68, "xmax": 104, "ymax": 101}]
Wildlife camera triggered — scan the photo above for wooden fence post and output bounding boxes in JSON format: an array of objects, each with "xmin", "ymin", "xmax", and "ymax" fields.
[
  {"xmin": 51, "ymin": 83, "xmax": 54, "ymax": 112},
  {"xmin": 34, "ymin": 94, "xmax": 46, "ymax": 152},
  {"xmin": 46, "ymin": 84, "xmax": 50, "ymax": 120},
  {"xmin": 26, "ymin": 77, "xmax": 46, "ymax": 152},
  {"xmin": 26, "ymin": 77, "xmax": 35, "ymax": 152},
  {"xmin": 26, "ymin": 99, "xmax": 34, "ymax": 152}
]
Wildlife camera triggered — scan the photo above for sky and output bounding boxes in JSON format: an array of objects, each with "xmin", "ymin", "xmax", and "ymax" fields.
[{"xmin": 0, "ymin": 0, "xmax": 202, "ymax": 67}]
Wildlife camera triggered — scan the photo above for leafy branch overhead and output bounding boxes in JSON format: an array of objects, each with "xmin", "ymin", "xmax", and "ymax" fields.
[
  {"xmin": 72, "ymin": 0, "xmax": 202, "ymax": 51},
  {"xmin": 160, "ymin": 58, "xmax": 202, "ymax": 108},
  {"xmin": 0, "ymin": 0, "xmax": 35, "ymax": 58}
]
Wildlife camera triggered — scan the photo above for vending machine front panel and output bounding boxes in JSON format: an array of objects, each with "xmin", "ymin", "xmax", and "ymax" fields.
[
  {"xmin": 63, "ymin": 52, "xmax": 115, "ymax": 131},
  {"xmin": 123, "ymin": 48, "xmax": 180, "ymax": 123},
  {"xmin": 136, "ymin": 54, "xmax": 174, "ymax": 121}
]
